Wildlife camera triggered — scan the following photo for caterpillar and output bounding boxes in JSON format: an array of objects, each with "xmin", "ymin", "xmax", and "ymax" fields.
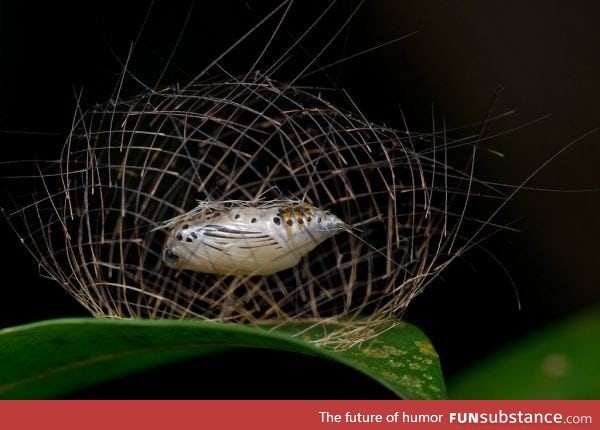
[{"xmin": 160, "ymin": 200, "xmax": 346, "ymax": 275}]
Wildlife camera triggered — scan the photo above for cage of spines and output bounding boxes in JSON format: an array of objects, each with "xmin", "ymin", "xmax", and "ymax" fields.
[{"xmin": 4, "ymin": 3, "xmax": 501, "ymax": 347}]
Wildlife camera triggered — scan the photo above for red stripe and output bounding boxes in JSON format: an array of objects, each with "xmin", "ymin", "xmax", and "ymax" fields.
[{"xmin": 1, "ymin": 400, "xmax": 597, "ymax": 430}]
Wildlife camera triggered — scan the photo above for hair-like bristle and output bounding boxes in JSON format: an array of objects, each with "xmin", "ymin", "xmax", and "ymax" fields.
[{"xmin": 1, "ymin": 2, "xmax": 512, "ymax": 348}]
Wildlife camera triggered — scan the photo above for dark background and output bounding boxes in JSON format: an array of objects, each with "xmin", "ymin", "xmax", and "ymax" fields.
[{"xmin": 1, "ymin": 1, "xmax": 599, "ymax": 398}]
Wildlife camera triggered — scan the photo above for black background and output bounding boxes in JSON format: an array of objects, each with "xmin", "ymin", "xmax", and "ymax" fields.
[{"xmin": 1, "ymin": 1, "xmax": 599, "ymax": 398}]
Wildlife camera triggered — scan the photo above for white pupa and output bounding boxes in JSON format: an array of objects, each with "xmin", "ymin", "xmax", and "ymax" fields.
[{"xmin": 161, "ymin": 200, "xmax": 347, "ymax": 275}]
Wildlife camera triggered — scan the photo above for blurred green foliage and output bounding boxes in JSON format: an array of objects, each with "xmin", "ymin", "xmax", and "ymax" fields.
[{"xmin": 449, "ymin": 307, "xmax": 600, "ymax": 399}]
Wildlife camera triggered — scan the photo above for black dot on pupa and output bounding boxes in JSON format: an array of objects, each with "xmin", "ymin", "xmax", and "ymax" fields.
[
  {"xmin": 234, "ymin": 214, "xmax": 240, "ymax": 219},
  {"xmin": 182, "ymin": 224, "xmax": 189, "ymax": 229},
  {"xmin": 297, "ymin": 218, "xmax": 304, "ymax": 224},
  {"xmin": 273, "ymin": 217, "xmax": 280, "ymax": 225},
  {"xmin": 185, "ymin": 237, "xmax": 193, "ymax": 243},
  {"xmin": 176, "ymin": 232, "xmax": 183, "ymax": 241},
  {"xmin": 317, "ymin": 217, "xmax": 322, "ymax": 223},
  {"xmin": 191, "ymin": 232, "xmax": 197, "ymax": 239},
  {"xmin": 287, "ymin": 219, "xmax": 293, "ymax": 226},
  {"xmin": 307, "ymin": 216, "xmax": 312, "ymax": 222},
  {"xmin": 251, "ymin": 217, "xmax": 257, "ymax": 223}
]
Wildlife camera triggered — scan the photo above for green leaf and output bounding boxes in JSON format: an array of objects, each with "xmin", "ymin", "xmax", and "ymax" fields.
[
  {"xmin": 0, "ymin": 318, "xmax": 445, "ymax": 399},
  {"xmin": 449, "ymin": 307, "xmax": 600, "ymax": 399}
]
